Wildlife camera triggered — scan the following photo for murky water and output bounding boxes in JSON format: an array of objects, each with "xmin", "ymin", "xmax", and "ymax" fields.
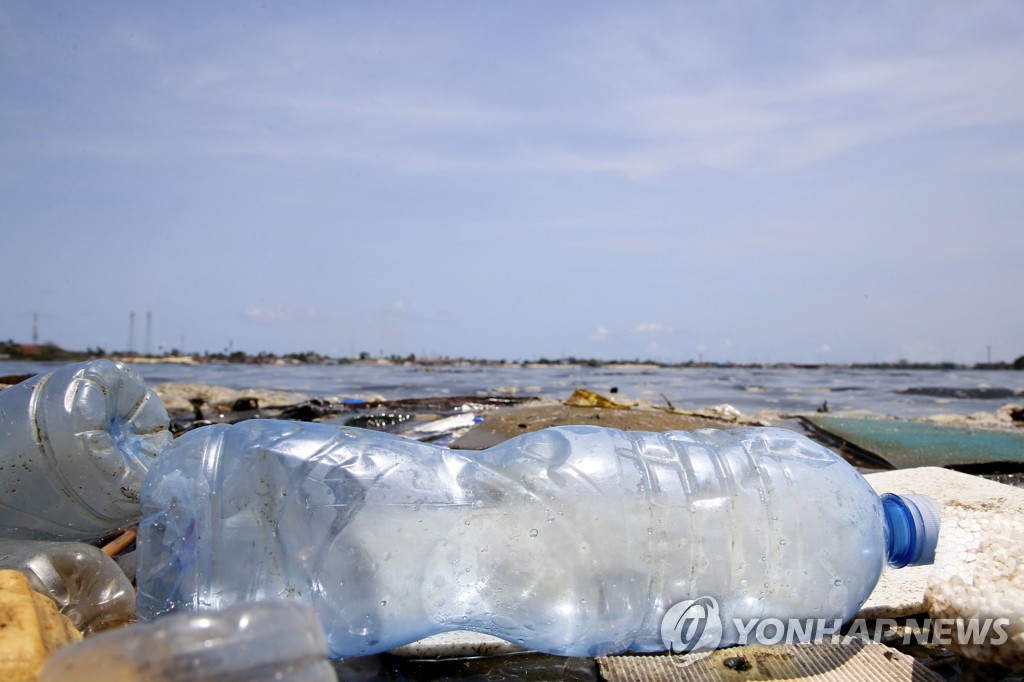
[{"xmin": 2, "ymin": 361, "xmax": 1021, "ymax": 419}]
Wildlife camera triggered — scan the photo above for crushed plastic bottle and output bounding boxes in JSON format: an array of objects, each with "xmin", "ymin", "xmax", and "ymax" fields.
[
  {"xmin": 0, "ymin": 538, "xmax": 135, "ymax": 635},
  {"xmin": 40, "ymin": 599, "xmax": 337, "ymax": 682},
  {"xmin": 135, "ymin": 421, "xmax": 939, "ymax": 657},
  {"xmin": 0, "ymin": 360, "xmax": 171, "ymax": 540}
]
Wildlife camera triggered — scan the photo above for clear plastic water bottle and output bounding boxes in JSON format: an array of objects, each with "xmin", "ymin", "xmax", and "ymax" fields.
[
  {"xmin": 0, "ymin": 538, "xmax": 136, "ymax": 635},
  {"xmin": 40, "ymin": 600, "xmax": 337, "ymax": 682},
  {"xmin": 135, "ymin": 421, "xmax": 939, "ymax": 657},
  {"xmin": 0, "ymin": 360, "xmax": 171, "ymax": 540}
]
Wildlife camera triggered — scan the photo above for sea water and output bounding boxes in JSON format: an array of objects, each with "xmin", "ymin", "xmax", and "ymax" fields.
[{"xmin": 3, "ymin": 361, "xmax": 1020, "ymax": 420}]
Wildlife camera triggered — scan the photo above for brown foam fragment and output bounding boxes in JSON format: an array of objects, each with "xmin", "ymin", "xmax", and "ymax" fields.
[{"xmin": 0, "ymin": 570, "xmax": 82, "ymax": 682}]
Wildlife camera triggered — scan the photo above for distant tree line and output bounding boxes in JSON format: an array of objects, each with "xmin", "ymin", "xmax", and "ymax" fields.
[
  {"xmin": 0, "ymin": 339, "xmax": 86, "ymax": 362},
  {"xmin": 2, "ymin": 338, "xmax": 1023, "ymax": 369}
]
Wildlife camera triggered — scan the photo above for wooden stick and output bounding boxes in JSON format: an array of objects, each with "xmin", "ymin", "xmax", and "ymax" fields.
[{"xmin": 102, "ymin": 528, "xmax": 137, "ymax": 557}]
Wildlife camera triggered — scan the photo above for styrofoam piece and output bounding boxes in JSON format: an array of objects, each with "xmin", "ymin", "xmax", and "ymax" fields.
[
  {"xmin": 598, "ymin": 638, "xmax": 942, "ymax": 681},
  {"xmin": 859, "ymin": 467, "xmax": 1024, "ymax": 619},
  {"xmin": 387, "ymin": 630, "xmax": 525, "ymax": 658},
  {"xmin": 925, "ymin": 511, "xmax": 1024, "ymax": 670}
]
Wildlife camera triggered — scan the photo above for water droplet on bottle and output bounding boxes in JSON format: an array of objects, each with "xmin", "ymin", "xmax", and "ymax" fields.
[
  {"xmin": 834, "ymin": 579, "xmax": 843, "ymax": 586},
  {"xmin": 647, "ymin": 527, "xmax": 653, "ymax": 535},
  {"xmin": 379, "ymin": 600, "xmax": 387, "ymax": 607},
  {"xmin": 778, "ymin": 539, "xmax": 787, "ymax": 546},
  {"xmin": 529, "ymin": 528, "xmax": 539, "ymax": 538}
]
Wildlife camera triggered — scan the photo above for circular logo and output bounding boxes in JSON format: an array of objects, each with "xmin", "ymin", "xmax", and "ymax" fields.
[{"xmin": 661, "ymin": 596, "xmax": 723, "ymax": 655}]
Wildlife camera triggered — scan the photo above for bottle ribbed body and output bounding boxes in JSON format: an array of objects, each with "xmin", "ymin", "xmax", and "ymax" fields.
[
  {"xmin": 136, "ymin": 421, "xmax": 885, "ymax": 657},
  {"xmin": 0, "ymin": 360, "xmax": 171, "ymax": 540}
]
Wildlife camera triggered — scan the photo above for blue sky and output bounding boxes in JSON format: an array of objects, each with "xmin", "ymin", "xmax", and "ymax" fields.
[{"xmin": 1, "ymin": 2, "xmax": 1021, "ymax": 363}]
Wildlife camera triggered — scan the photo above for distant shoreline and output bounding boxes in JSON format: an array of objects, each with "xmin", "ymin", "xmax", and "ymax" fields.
[
  {"xmin": 0, "ymin": 350, "xmax": 1020, "ymax": 373},
  {"xmin": 2, "ymin": 338, "xmax": 1022, "ymax": 370}
]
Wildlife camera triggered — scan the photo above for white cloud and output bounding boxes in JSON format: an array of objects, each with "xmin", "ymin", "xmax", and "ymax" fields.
[
  {"xmin": 243, "ymin": 306, "xmax": 326, "ymax": 324},
  {"xmin": 898, "ymin": 342, "xmax": 952, "ymax": 363},
  {"xmin": 631, "ymin": 323, "xmax": 673, "ymax": 335},
  {"xmin": 584, "ymin": 44, "xmax": 1024, "ymax": 174},
  {"xmin": 244, "ymin": 306, "xmax": 286, "ymax": 323},
  {"xmin": 590, "ymin": 325, "xmax": 611, "ymax": 341},
  {"xmin": 378, "ymin": 300, "xmax": 455, "ymax": 326},
  {"xmin": 548, "ymin": 4, "xmax": 1024, "ymax": 175},
  {"xmin": 23, "ymin": 2, "xmax": 1024, "ymax": 182}
]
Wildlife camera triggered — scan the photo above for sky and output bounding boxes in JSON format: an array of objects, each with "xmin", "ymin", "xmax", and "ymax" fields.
[{"xmin": 1, "ymin": 2, "xmax": 1022, "ymax": 364}]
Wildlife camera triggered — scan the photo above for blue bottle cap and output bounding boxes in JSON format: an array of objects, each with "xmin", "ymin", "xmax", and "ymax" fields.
[{"xmin": 881, "ymin": 493, "xmax": 941, "ymax": 568}]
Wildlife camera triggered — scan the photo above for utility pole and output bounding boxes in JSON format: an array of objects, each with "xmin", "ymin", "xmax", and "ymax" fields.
[
  {"xmin": 145, "ymin": 311, "xmax": 153, "ymax": 356},
  {"xmin": 32, "ymin": 312, "xmax": 39, "ymax": 345},
  {"xmin": 128, "ymin": 311, "xmax": 136, "ymax": 354}
]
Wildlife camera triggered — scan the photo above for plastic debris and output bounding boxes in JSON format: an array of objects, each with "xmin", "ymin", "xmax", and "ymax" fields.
[
  {"xmin": 0, "ymin": 360, "xmax": 171, "ymax": 540},
  {"xmin": 0, "ymin": 539, "xmax": 135, "ymax": 635},
  {"xmin": 563, "ymin": 388, "xmax": 632, "ymax": 409},
  {"xmin": 40, "ymin": 600, "xmax": 337, "ymax": 682},
  {"xmin": 665, "ymin": 402, "xmax": 764, "ymax": 425},
  {"xmin": 135, "ymin": 421, "xmax": 936, "ymax": 657},
  {"xmin": 402, "ymin": 412, "xmax": 480, "ymax": 442}
]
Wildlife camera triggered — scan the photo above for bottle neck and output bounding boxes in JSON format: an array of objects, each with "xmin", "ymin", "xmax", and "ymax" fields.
[{"xmin": 881, "ymin": 493, "xmax": 939, "ymax": 568}]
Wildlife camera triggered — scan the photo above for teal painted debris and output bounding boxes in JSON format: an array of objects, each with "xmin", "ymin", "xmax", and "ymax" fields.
[{"xmin": 803, "ymin": 415, "xmax": 1024, "ymax": 469}]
